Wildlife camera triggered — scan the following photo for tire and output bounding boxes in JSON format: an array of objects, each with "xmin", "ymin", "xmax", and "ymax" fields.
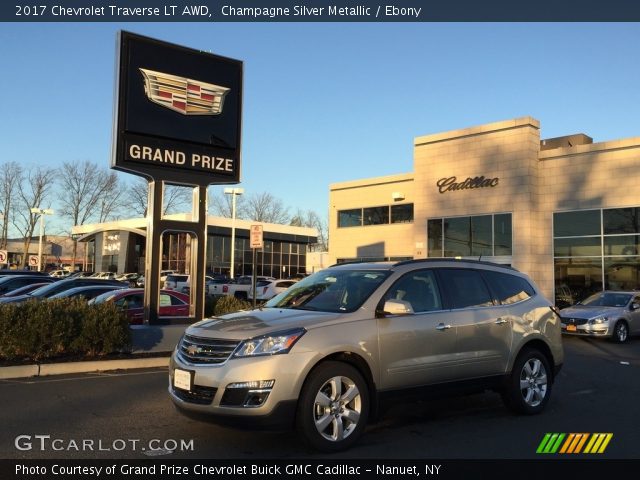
[
  {"xmin": 296, "ymin": 361, "xmax": 369, "ymax": 452},
  {"xmin": 502, "ymin": 348, "xmax": 552, "ymax": 415},
  {"xmin": 612, "ymin": 321, "xmax": 629, "ymax": 344}
]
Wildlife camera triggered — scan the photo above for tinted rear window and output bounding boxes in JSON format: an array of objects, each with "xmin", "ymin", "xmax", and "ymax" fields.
[
  {"xmin": 482, "ymin": 270, "xmax": 535, "ymax": 305},
  {"xmin": 438, "ymin": 269, "xmax": 493, "ymax": 309}
]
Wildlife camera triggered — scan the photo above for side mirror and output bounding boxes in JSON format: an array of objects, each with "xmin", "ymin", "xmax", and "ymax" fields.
[
  {"xmin": 381, "ymin": 299, "xmax": 414, "ymax": 316},
  {"xmin": 630, "ymin": 303, "xmax": 640, "ymax": 311}
]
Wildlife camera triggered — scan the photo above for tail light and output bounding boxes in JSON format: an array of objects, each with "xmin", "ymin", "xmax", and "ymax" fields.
[
  {"xmin": 263, "ymin": 287, "xmax": 269, "ymax": 294},
  {"xmin": 223, "ymin": 285, "xmax": 228, "ymax": 293}
]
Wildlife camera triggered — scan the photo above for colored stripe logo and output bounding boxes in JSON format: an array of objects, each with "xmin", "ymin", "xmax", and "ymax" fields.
[{"xmin": 536, "ymin": 433, "xmax": 613, "ymax": 454}]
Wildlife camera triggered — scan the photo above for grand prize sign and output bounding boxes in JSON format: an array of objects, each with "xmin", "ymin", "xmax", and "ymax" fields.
[
  {"xmin": 112, "ymin": 31, "xmax": 242, "ymax": 323},
  {"xmin": 112, "ymin": 31, "xmax": 242, "ymax": 184}
]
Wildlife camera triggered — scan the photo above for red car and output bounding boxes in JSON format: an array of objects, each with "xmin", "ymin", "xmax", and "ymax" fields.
[{"xmin": 90, "ymin": 288, "xmax": 190, "ymax": 324}]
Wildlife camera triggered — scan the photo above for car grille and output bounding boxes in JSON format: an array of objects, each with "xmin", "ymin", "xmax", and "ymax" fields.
[
  {"xmin": 172, "ymin": 385, "xmax": 218, "ymax": 405},
  {"xmin": 178, "ymin": 334, "xmax": 240, "ymax": 364},
  {"xmin": 562, "ymin": 317, "xmax": 588, "ymax": 326}
]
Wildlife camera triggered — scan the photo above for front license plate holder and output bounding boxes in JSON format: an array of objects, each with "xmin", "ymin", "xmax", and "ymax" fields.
[
  {"xmin": 567, "ymin": 324, "xmax": 577, "ymax": 332},
  {"xmin": 174, "ymin": 368, "xmax": 193, "ymax": 391}
]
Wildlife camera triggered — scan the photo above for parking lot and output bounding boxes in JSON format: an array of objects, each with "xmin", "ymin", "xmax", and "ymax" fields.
[{"xmin": 0, "ymin": 335, "xmax": 638, "ymax": 459}]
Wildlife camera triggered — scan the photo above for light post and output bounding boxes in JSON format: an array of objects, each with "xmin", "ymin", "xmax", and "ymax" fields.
[
  {"xmin": 223, "ymin": 187, "xmax": 244, "ymax": 279},
  {"xmin": 30, "ymin": 208, "xmax": 54, "ymax": 272}
]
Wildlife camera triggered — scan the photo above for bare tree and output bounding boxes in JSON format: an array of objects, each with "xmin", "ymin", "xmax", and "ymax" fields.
[
  {"xmin": 58, "ymin": 161, "xmax": 124, "ymax": 270},
  {"xmin": 0, "ymin": 161, "xmax": 23, "ymax": 249},
  {"xmin": 125, "ymin": 178, "xmax": 193, "ymax": 217},
  {"xmin": 290, "ymin": 208, "xmax": 328, "ymax": 251},
  {"xmin": 209, "ymin": 189, "xmax": 246, "ymax": 218},
  {"xmin": 244, "ymin": 192, "xmax": 290, "ymax": 224},
  {"xmin": 12, "ymin": 166, "xmax": 57, "ymax": 268}
]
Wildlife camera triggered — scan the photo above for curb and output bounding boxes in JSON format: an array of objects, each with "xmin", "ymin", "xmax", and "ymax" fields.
[{"xmin": 0, "ymin": 357, "xmax": 169, "ymax": 380}]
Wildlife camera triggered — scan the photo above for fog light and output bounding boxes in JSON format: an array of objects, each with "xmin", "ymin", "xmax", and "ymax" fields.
[{"xmin": 226, "ymin": 380, "xmax": 275, "ymax": 389}]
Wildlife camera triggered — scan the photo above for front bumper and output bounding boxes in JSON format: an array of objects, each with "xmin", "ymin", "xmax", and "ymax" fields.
[
  {"xmin": 561, "ymin": 322, "xmax": 610, "ymax": 338},
  {"xmin": 168, "ymin": 349, "xmax": 315, "ymax": 429}
]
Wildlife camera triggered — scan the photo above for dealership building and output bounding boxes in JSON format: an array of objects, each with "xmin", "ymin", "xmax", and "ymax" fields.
[
  {"xmin": 329, "ymin": 116, "xmax": 640, "ymax": 305},
  {"xmin": 71, "ymin": 214, "xmax": 317, "ymax": 279}
]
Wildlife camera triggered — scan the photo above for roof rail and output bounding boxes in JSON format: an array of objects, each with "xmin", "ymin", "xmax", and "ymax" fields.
[{"xmin": 392, "ymin": 258, "xmax": 517, "ymax": 271}]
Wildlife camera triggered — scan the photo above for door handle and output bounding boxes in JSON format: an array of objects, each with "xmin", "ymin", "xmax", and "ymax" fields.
[
  {"xmin": 436, "ymin": 323, "xmax": 452, "ymax": 331},
  {"xmin": 495, "ymin": 318, "xmax": 508, "ymax": 325}
]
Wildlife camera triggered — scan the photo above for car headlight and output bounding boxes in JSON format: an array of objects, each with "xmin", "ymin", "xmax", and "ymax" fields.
[
  {"xmin": 588, "ymin": 316, "xmax": 609, "ymax": 325},
  {"xmin": 233, "ymin": 328, "xmax": 306, "ymax": 358}
]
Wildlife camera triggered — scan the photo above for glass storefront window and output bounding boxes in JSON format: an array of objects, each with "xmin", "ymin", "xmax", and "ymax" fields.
[
  {"xmin": 604, "ymin": 257, "xmax": 640, "ymax": 291},
  {"xmin": 429, "ymin": 214, "xmax": 511, "ymax": 258},
  {"xmin": 427, "ymin": 219, "xmax": 443, "ymax": 257},
  {"xmin": 603, "ymin": 207, "xmax": 640, "ymax": 234},
  {"xmin": 554, "ymin": 237, "xmax": 602, "ymax": 257},
  {"xmin": 363, "ymin": 206, "xmax": 389, "ymax": 225},
  {"xmin": 494, "ymin": 213, "xmax": 512, "ymax": 255},
  {"xmin": 338, "ymin": 209, "xmax": 362, "ymax": 228},
  {"xmin": 604, "ymin": 235, "xmax": 640, "ymax": 256},
  {"xmin": 554, "ymin": 257, "xmax": 603, "ymax": 306},
  {"xmin": 444, "ymin": 217, "xmax": 470, "ymax": 257},
  {"xmin": 391, "ymin": 204, "xmax": 414, "ymax": 223},
  {"xmin": 471, "ymin": 215, "xmax": 492, "ymax": 256},
  {"xmin": 553, "ymin": 210, "xmax": 600, "ymax": 237}
]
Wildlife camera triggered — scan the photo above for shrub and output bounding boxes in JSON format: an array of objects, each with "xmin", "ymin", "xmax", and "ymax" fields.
[
  {"xmin": 204, "ymin": 295, "xmax": 218, "ymax": 317},
  {"xmin": 213, "ymin": 295, "xmax": 252, "ymax": 316},
  {"xmin": 0, "ymin": 298, "xmax": 131, "ymax": 362}
]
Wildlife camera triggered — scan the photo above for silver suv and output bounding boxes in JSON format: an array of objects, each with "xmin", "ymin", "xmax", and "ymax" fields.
[{"xmin": 169, "ymin": 260, "xmax": 563, "ymax": 451}]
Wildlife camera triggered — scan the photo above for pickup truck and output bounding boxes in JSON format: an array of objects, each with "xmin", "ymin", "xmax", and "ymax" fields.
[{"xmin": 210, "ymin": 275, "xmax": 275, "ymax": 299}]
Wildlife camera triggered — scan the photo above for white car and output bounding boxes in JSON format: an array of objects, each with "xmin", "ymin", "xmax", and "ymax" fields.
[
  {"xmin": 49, "ymin": 270, "xmax": 71, "ymax": 278},
  {"xmin": 247, "ymin": 279, "xmax": 297, "ymax": 301}
]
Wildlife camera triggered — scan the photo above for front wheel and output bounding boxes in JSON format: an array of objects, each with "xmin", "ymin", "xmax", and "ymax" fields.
[
  {"xmin": 296, "ymin": 361, "xmax": 369, "ymax": 452},
  {"xmin": 502, "ymin": 348, "xmax": 552, "ymax": 415},
  {"xmin": 612, "ymin": 321, "xmax": 629, "ymax": 343}
]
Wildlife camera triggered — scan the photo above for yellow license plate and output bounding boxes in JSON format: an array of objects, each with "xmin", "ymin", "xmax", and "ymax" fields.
[{"xmin": 567, "ymin": 324, "xmax": 577, "ymax": 332}]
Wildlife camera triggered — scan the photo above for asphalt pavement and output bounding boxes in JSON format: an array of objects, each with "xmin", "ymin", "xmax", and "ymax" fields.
[{"xmin": 0, "ymin": 336, "xmax": 638, "ymax": 459}]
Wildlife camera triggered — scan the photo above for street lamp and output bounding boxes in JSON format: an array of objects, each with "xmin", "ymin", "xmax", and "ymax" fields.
[
  {"xmin": 223, "ymin": 187, "xmax": 244, "ymax": 279},
  {"xmin": 30, "ymin": 207, "xmax": 54, "ymax": 272}
]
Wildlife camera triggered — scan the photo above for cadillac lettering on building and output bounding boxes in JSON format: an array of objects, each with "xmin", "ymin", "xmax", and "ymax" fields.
[{"xmin": 437, "ymin": 175, "xmax": 499, "ymax": 194}]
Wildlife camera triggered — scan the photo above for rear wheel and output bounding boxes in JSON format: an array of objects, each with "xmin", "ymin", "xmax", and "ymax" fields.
[
  {"xmin": 612, "ymin": 321, "xmax": 629, "ymax": 343},
  {"xmin": 296, "ymin": 361, "xmax": 369, "ymax": 452},
  {"xmin": 502, "ymin": 348, "xmax": 552, "ymax": 415}
]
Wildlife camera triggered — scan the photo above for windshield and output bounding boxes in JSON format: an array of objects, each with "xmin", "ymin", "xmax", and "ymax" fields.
[
  {"xmin": 27, "ymin": 281, "xmax": 70, "ymax": 298},
  {"xmin": 265, "ymin": 269, "xmax": 390, "ymax": 313},
  {"xmin": 580, "ymin": 292, "xmax": 632, "ymax": 308}
]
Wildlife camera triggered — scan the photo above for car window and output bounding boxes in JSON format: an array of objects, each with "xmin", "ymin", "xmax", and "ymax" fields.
[
  {"xmin": 170, "ymin": 294, "xmax": 186, "ymax": 305},
  {"xmin": 481, "ymin": 270, "xmax": 535, "ymax": 305},
  {"xmin": 266, "ymin": 270, "xmax": 390, "ymax": 313},
  {"xmin": 160, "ymin": 294, "xmax": 172, "ymax": 307},
  {"xmin": 117, "ymin": 293, "xmax": 144, "ymax": 309},
  {"xmin": 437, "ymin": 269, "xmax": 494, "ymax": 309},
  {"xmin": 276, "ymin": 281, "xmax": 296, "ymax": 288},
  {"xmin": 384, "ymin": 270, "xmax": 442, "ymax": 313},
  {"xmin": 581, "ymin": 292, "xmax": 632, "ymax": 307}
]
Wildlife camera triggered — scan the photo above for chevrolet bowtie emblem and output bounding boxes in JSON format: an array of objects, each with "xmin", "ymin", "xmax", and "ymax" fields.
[
  {"xmin": 186, "ymin": 345, "xmax": 200, "ymax": 356},
  {"xmin": 139, "ymin": 68, "xmax": 230, "ymax": 116}
]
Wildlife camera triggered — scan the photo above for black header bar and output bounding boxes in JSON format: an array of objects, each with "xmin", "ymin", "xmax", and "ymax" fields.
[{"xmin": 5, "ymin": 0, "xmax": 640, "ymax": 22}]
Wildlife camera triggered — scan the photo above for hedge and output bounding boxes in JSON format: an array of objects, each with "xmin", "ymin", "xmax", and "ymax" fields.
[{"xmin": 0, "ymin": 298, "xmax": 131, "ymax": 362}]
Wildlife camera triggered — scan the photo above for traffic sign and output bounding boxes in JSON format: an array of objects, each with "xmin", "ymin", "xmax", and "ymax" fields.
[
  {"xmin": 0, "ymin": 250, "xmax": 7, "ymax": 264},
  {"xmin": 28, "ymin": 255, "xmax": 39, "ymax": 267},
  {"xmin": 250, "ymin": 225, "xmax": 264, "ymax": 249}
]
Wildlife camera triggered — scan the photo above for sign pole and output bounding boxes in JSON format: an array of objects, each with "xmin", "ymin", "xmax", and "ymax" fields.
[{"xmin": 252, "ymin": 248, "xmax": 257, "ymax": 309}]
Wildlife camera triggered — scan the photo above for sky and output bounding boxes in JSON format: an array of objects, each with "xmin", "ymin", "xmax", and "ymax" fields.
[{"xmin": 0, "ymin": 22, "xmax": 639, "ymax": 236}]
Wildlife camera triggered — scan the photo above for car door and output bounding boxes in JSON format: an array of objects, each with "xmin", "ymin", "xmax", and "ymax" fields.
[
  {"xmin": 377, "ymin": 269, "xmax": 460, "ymax": 389},
  {"xmin": 436, "ymin": 268, "xmax": 513, "ymax": 378},
  {"xmin": 117, "ymin": 293, "xmax": 144, "ymax": 323}
]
